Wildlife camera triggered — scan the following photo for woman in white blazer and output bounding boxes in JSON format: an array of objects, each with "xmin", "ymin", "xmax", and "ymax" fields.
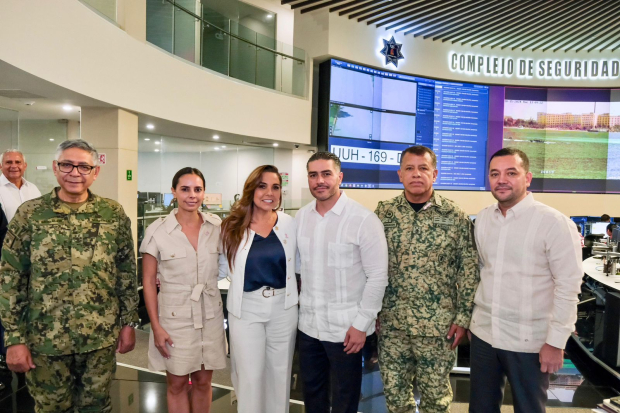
[{"xmin": 220, "ymin": 165, "xmax": 298, "ymax": 413}]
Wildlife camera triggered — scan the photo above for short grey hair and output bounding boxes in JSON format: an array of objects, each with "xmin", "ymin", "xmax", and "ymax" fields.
[
  {"xmin": 55, "ymin": 139, "xmax": 99, "ymax": 165},
  {"xmin": 0, "ymin": 149, "xmax": 26, "ymax": 164}
]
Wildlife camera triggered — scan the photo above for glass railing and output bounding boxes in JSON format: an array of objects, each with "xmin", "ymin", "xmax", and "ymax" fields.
[
  {"xmin": 146, "ymin": 0, "xmax": 307, "ymax": 97},
  {"xmin": 79, "ymin": 0, "xmax": 117, "ymax": 22}
]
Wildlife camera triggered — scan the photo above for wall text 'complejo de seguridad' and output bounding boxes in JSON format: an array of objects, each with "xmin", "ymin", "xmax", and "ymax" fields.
[{"xmin": 449, "ymin": 52, "xmax": 620, "ymax": 80}]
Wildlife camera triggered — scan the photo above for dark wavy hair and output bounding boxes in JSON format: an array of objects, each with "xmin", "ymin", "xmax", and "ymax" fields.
[{"xmin": 221, "ymin": 165, "xmax": 281, "ymax": 269}]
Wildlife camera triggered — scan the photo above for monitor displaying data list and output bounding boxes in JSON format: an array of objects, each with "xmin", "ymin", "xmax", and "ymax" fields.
[
  {"xmin": 318, "ymin": 59, "xmax": 620, "ymax": 193},
  {"xmin": 320, "ymin": 59, "xmax": 489, "ymax": 191}
]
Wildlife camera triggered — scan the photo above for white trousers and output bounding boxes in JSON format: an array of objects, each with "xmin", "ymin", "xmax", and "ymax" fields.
[{"xmin": 228, "ymin": 288, "xmax": 299, "ymax": 413}]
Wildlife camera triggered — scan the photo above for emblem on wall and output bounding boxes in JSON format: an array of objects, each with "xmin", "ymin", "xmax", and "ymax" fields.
[{"xmin": 380, "ymin": 36, "xmax": 404, "ymax": 67}]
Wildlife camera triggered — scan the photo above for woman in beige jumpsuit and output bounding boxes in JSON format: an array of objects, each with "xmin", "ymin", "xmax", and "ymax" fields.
[{"xmin": 140, "ymin": 167, "xmax": 226, "ymax": 413}]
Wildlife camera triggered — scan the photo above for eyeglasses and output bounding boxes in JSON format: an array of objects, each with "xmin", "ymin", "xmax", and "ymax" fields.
[{"xmin": 56, "ymin": 162, "xmax": 96, "ymax": 175}]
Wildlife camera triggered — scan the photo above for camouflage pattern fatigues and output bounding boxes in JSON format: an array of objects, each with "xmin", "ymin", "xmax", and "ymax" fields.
[
  {"xmin": 27, "ymin": 346, "xmax": 116, "ymax": 413},
  {"xmin": 375, "ymin": 192, "xmax": 479, "ymax": 413},
  {"xmin": 0, "ymin": 188, "xmax": 138, "ymax": 412}
]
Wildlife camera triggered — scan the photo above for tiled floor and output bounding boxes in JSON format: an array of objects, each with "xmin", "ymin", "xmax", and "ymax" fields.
[
  {"xmin": 0, "ymin": 352, "xmax": 615, "ymax": 412},
  {"xmin": 1, "ymin": 291, "xmax": 618, "ymax": 413}
]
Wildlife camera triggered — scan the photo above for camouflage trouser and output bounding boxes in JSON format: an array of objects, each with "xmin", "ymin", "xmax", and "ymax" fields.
[
  {"xmin": 26, "ymin": 346, "xmax": 116, "ymax": 413},
  {"xmin": 379, "ymin": 330, "xmax": 456, "ymax": 413}
]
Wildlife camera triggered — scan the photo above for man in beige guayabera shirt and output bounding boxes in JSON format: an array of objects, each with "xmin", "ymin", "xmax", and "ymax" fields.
[{"xmin": 469, "ymin": 147, "xmax": 583, "ymax": 413}]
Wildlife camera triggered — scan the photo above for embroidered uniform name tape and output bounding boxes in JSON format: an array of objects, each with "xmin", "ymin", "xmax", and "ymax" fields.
[{"xmin": 433, "ymin": 216, "xmax": 455, "ymax": 226}]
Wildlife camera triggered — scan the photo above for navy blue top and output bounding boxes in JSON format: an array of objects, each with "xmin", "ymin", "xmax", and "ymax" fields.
[{"xmin": 243, "ymin": 229, "xmax": 287, "ymax": 292}]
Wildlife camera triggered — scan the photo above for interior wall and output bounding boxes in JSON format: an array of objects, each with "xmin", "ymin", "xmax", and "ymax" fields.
[
  {"xmin": 138, "ymin": 146, "xmax": 278, "ymax": 208},
  {"xmin": 16, "ymin": 120, "xmax": 67, "ymax": 194},
  {"xmin": 0, "ymin": 121, "xmax": 17, "ymax": 151},
  {"xmin": 241, "ymin": 0, "xmax": 294, "ymax": 44},
  {"xmin": 0, "ymin": 0, "xmax": 312, "ymax": 145},
  {"xmin": 291, "ymin": 148, "xmax": 313, "ymax": 208},
  {"xmin": 80, "ymin": 0, "xmax": 117, "ymax": 21},
  {"xmin": 273, "ymin": 147, "xmax": 292, "ymax": 206},
  {"xmin": 137, "ymin": 144, "xmax": 315, "ymax": 211}
]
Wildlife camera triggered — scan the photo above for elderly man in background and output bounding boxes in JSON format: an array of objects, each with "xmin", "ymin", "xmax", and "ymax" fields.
[
  {"xmin": 0, "ymin": 149, "xmax": 41, "ymax": 222},
  {"xmin": 0, "ymin": 149, "xmax": 40, "ymax": 391}
]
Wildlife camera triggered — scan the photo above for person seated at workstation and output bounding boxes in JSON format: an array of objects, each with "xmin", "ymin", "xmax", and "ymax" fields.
[
  {"xmin": 601, "ymin": 214, "xmax": 611, "ymax": 223},
  {"xmin": 606, "ymin": 223, "xmax": 617, "ymax": 239}
]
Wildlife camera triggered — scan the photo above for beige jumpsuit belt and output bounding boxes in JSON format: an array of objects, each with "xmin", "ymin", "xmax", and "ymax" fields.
[{"xmin": 160, "ymin": 283, "xmax": 217, "ymax": 329}]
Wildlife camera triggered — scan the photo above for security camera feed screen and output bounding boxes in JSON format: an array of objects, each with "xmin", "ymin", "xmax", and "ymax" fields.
[
  {"xmin": 502, "ymin": 87, "xmax": 620, "ymax": 193},
  {"xmin": 318, "ymin": 59, "xmax": 620, "ymax": 193},
  {"xmin": 322, "ymin": 59, "xmax": 490, "ymax": 190}
]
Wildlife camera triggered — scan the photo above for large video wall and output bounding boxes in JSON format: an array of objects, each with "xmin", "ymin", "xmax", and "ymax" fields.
[{"xmin": 318, "ymin": 59, "xmax": 620, "ymax": 193}]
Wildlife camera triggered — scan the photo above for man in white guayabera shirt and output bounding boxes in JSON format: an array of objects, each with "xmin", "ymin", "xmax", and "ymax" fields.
[
  {"xmin": 296, "ymin": 151, "xmax": 388, "ymax": 413},
  {"xmin": 0, "ymin": 149, "xmax": 41, "ymax": 222},
  {"xmin": 469, "ymin": 148, "xmax": 583, "ymax": 413}
]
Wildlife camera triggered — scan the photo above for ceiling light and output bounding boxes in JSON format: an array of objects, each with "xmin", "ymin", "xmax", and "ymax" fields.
[
  {"xmin": 273, "ymin": 143, "xmax": 279, "ymax": 147},
  {"xmin": 154, "ymin": 149, "xmax": 160, "ymax": 152},
  {"xmin": 146, "ymin": 124, "xmax": 155, "ymax": 130},
  {"xmin": 62, "ymin": 105, "xmax": 72, "ymax": 111},
  {"xmin": 144, "ymin": 138, "xmax": 150, "ymax": 141},
  {"xmin": 267, "ymin": 14, "xmax": 272, "ymax": 18},
  {"xmin": 221, "ymin": 145, "xmax": 226, "ymax": 148},
  {"xmin": 49, "ymin": 138, "xmax": 55, "ymax": 141},
  {"xmin": 214, "ymin": 147, "xmax": 220, "ymax": 151},
  {"xmin": 213, "ymin": 135, "xmax": 219, "ymax": 140},
  {"xmin": 154, "ymin": 141, "xmax": 161, "ymax": 145}
]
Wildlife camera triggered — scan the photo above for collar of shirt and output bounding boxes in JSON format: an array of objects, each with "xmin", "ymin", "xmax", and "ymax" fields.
[
  {"xmin": 493, "ymin": 192, "xmax": 535, "ymax": 219},
  {"xmin": 164, "ymin": 208, "xmax": 217, "ymax": 233},
  {"xmin": 0, "ymin": 174, "xmax": 27, "ymax": 189},
  {"xmin": 309, "ymin": 190, "xmax": 348, "ymax": 216},
  {"xmin": 396, "ymin": 190, "xmax": 442, "ymax": 212},
  {"xmin": 51, "ymin": 187, "xmax": 98, "ymax": 214}
]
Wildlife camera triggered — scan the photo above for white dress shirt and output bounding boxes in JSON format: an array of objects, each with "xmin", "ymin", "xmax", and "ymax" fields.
[
  {"xmin": 0, "ymin": 174, "xmax": 41, "ymax": 221},
  {"xmin": 296, "ymin": 191, "xmax": 388, "ymax": 343},
  {"xmin": 471, "ymin": 193, "xmax": 583, "ymax": 353}
]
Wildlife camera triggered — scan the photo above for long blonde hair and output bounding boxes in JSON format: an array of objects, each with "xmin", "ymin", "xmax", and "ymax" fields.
[{"xmin": 221, "ymin": 165, "xmax": 282, "ymax": 269}]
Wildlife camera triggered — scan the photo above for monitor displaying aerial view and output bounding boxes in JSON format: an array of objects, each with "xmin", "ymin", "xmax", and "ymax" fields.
[{"xmin": 502, "ymin": 88, "xmax": 620, "ymax": 192}]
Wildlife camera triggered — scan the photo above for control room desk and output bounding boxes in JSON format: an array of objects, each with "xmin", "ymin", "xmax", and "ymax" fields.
[{"xmin": 583, "ymin": 256, "xmax": 620, "ymax": 292}]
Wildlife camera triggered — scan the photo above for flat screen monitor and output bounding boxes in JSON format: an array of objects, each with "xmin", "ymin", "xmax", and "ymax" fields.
[
  {"xmin": 612, "ymin": 228, "xmax": 620, "ymax": 242},
  {"xmin": 591, "ymin": 222, "xmax": 609, "ymax": 235},
  {"xmin": 318, "ymin": 59, "xmax": 620, "ymax": 193},
  {"xmin": 319, "ymin": 59, "xmax": 489, "ymax": 191},
  {"xmin": 163, "ymin": 193, "xmax": 174, "ymax": 206}
]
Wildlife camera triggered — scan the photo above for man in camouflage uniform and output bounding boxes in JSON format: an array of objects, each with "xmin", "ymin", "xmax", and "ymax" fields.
[
  {"xmin": 375, "ymin": 146, "xmax": 479, "ymax": 413},
  {"xmin": 0, "ymin": 139, "xmax": 138, "ymax": 412}
]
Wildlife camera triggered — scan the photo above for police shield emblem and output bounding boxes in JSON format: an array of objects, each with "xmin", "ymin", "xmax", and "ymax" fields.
[{"xmin": 380, "ymin": 36, "xmax": 404, "ymax": 67}]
